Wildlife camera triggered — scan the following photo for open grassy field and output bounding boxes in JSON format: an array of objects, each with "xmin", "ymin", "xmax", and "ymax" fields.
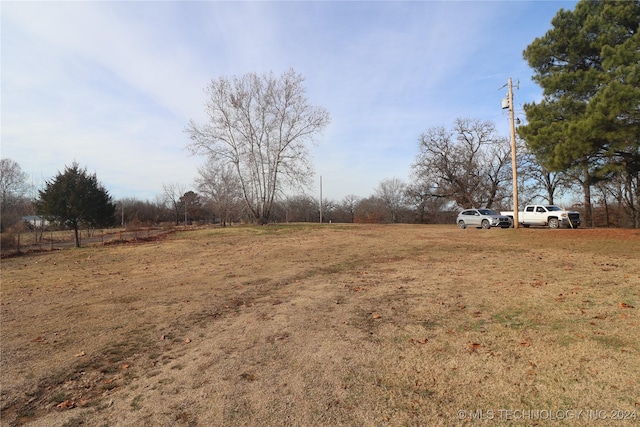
[{"xmin": 1, "ymin": 224, "xmax": 639, "ymax": 426}]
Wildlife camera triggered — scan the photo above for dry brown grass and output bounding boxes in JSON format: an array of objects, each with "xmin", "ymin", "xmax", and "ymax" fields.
[{"xmin": 1, "ymin": 224, "xmax": 638, "ymax": 426}]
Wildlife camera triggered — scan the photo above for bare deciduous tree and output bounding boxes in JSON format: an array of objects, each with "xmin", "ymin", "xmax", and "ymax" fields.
[
  {"xmin": 116, "ymin": 197, "xmax": 167, "ymax": 226},
  {"xmin": 1, "ymin": 158, "xmax": 31, "ymax": 231},
  {"xmin": 404, "ymin": 182, "xmax": 452, "ymax": 224},
  {"xmin": 375, "ymin": 177, "xmax": 407, "ymax": 223},
  {"xmin": 411, "ymin": 118, "xmax": 512, "ymax": 209},
  {"xmin": 186, "ymin": 69, "xmax": 330, "ymax": 224},
  {"xmin": 328, "ymin": 195, "xmax": 361, "ymax": 223},
  {"xmin": 162, "ymin": 182, "xmax": 186, "ymax": 226},
  {"xmin": 196, "ymin": 162, "xmax": 244, "ymax": 226},
  {"xmin": 283, "ymin": 194, "xmax": 317, "ymax": 222},
  {"xmin": 519, "ymin": 149, "xmax": 574, "ymax": 206},
  {"xmin": 354, "ymin": 196, "xmax": 387, "ymax": 224},
  {"xmin": 320, "ymin": 198, "xmax": 338, "ymax": 223}
]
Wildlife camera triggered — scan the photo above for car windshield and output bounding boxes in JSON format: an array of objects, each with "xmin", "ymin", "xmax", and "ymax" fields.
[
  {"xmin": 546, "ymin": 206, "xmax": 562, "ymax": 211},
  {"xmin": 478, "ymin": 209, "xmax": 499, "ymax": 215}
]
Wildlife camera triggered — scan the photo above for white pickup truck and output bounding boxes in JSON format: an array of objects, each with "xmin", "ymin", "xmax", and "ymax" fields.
[{"xmin": 501, "ymin": 205, "xmax": 581, "ymax": 229}]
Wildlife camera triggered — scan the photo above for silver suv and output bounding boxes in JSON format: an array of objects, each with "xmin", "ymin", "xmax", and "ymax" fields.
[{"xmin": 457, "ymin": 209, "xmax": 512, "ymax": 229}]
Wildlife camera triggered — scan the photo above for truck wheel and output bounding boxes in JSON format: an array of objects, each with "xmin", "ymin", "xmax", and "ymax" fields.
[
  {"xmin": 458, "ymin": 220, "xmax": 466, "ymax": 229},
  {"xmin": 481, "ymin": 219, "xmax": 491, "ymax": 229},
  {"xmin": 548, "ymin": 218, "xmax": 559, "ymax": 229}
]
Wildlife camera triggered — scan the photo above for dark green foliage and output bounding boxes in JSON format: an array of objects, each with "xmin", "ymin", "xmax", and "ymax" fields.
[
  {"xmin": 36, "ymin": 162, "xmax": 116, "ymax": 247},
  {"xmin": 518, "ymin": 0, "xmax": 640, "ymax": 227}
]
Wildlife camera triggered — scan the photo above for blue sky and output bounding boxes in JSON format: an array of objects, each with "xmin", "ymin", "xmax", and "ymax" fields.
[{"xmin": 1, "ymin": 0, "xmax": 578, "ymax": 202}]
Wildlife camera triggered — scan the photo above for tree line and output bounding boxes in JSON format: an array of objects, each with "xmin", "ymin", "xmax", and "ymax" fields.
[{"xmin": 1, "ymin": 0, "xmax": 638, "ymax": 239}]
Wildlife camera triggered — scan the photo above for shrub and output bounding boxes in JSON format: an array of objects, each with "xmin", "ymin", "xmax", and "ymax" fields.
[{"xmin": 1, "ymin": 230, "xmax": 18, "ymax": 252}]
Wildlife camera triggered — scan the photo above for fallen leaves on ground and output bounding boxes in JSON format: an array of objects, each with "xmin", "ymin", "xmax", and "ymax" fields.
[
  {"xmin": 467, "ymin": 343, "xmax": 482, "ymax": 353},
  {"xmin": 57, "ymin": 400, "xmax": 75, "ymax": 409}
]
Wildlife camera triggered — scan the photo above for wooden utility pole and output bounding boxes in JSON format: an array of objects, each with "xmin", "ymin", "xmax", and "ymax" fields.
[
  {"xmin": 508, "ymin": 77, "xmax": 519, "ymax": 229},
  {"xmin": 319, "ymin": 175, "xmax": 323, "ymax": 224}
]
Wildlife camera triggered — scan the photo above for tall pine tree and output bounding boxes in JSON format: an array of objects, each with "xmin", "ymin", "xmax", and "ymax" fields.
[{"xmin": 518, "ymin": 0, "xmax": 640, "ymax": 227}]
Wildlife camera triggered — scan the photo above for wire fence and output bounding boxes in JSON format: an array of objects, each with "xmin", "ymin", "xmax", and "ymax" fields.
[{"xmin": 1, "ymin": 226, "xmax": 183, "ymax": 257}]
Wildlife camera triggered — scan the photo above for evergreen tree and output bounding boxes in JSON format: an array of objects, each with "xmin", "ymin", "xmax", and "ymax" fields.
[
  {"xmin": 36, "ymin": 163, "xmax": 116, "ymax": 247},
  {"xmin": 588, "ymin": 16, "xmax": 640, "ymax": 227},
  {"xmin": 518, "ymin": 0, "xmax": 640, "ymax": 227}
]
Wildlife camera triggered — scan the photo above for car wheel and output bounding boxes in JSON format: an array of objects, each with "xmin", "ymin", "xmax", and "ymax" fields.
[
  {"xmin": 548, "ymin": 218, "xmax": 559, "ymax": 229},
  {"xmin": 481, "ymin": 219, "xmax": 490, "ymax": 229},
  {"xmin": 458, "ymin": 220, "xmax": 466, "ymax": 229}
]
